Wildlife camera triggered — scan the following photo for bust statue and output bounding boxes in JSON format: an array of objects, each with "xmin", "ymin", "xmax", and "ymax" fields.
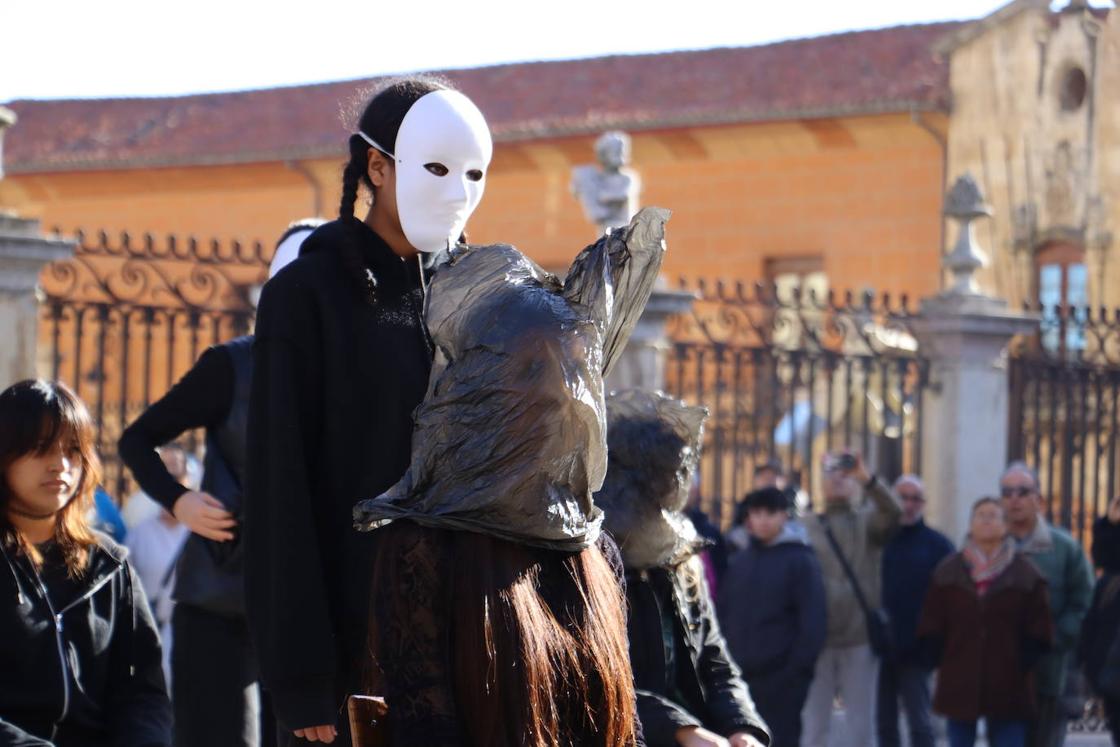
[
  {"xmin": 0, "ymin": 107, "xmax": 16, "ymax": 182},
  {"xmin": 572, "ymin": 131, "xmax": 642, "ymax": 235}
]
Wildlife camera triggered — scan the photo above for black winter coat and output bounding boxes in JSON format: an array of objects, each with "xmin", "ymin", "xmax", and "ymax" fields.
[
  {"xmin": 245, "ymin": 218, "xmax": 433, "ymax": 731},
  {"xmin": 1079, "ymin": 517, "xmax": 1120, "ymax": 699},
  {"xmin": 627, "ymin": 557, "xmax": 770, "ymax": 747},
  {"xmin": 0, "ymin": 534, "xmax": 171, "ymax": 747},
  {"xmin": 881, "ymin": 519, "xmax": 955, "ymax": 664},
  {"xmin": 717, "ymin": 528, "xmax": 826, "ymax": 679}
]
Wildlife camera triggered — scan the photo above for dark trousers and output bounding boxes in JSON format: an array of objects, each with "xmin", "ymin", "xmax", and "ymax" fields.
[
  {"xmin": 1027, "ymin": 695, "xmax": 1068, "ymax": 747},
  {"xmin": 947, "ymin": 718, "xmax": 1027, "ymax": 747},
  {"xmin": 1105, "ymin": 697, "xmax": 1120, "ymax": 747},
  {"xmin": 745, "ymin": 669, "xmax": 812, "ymax": 747},
  {"xmin": 877, "ymin": 660, "xmax": 936, "ymax": 747},
  {"xmin": 172, "ymin": 604, "xmax": 264, "ymax": 747}
]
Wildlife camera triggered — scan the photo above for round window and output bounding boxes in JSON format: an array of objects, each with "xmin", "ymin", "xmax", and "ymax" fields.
[{"xmin": 1059, "ymin": 66, "xmax": 1088, "ymax": 112}]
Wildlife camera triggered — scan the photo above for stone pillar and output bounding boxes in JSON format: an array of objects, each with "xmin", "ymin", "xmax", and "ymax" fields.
[
  {"xmin": 605, "ymin": 284, "xmax": 696, "ymax": 393},
  {"xmin": 0, "ymin": 214, "xmax": 76, "ymax": 390},
  {"xmin": 913, "ymin": 175, "xmax": 1038, "ymax": 543}
]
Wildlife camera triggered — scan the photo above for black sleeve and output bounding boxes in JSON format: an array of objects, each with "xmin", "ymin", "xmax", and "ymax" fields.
[
  {"xmin": 788, "ymin": 549, "xmax": 828, "ymax": 675},
  {"xmin": 108, "ymin": 561, "xmax": 173, "ymax": 747},
  {"xmin": 1093, "ymin": 517, "xmax": 1120, "ymax": 571},
  {"xmin": 635, "ymin": 689, "xmax": 703, "ymax": 747},
  {"xmin": 0, "ymin": 720, "xmax": 54, "ymax": 746},
  {"xmin": 244, "ymin": 276, "xmax": 337, "ymax": 732},
  {"xmin": 118, "ymin": 346, "xmax": 234, "ymax": 511},
  {"xmin": 690, "ymin": 561, "xmax": 771, "ymax": 744}
]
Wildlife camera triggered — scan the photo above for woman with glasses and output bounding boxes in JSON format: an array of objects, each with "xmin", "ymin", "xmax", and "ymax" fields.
[{"xmin": 917, "ymin": 497, "xmax": 1054, "ymax": 747}]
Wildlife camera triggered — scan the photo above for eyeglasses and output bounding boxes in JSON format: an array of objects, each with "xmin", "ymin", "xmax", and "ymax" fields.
[
  {"xmin": 898, "ymin": 493, "xmax": 924, "ymax": 503},
  {"xmin": 1000, "ymin": 486, "xmax": 1035, "ymax": 498}
]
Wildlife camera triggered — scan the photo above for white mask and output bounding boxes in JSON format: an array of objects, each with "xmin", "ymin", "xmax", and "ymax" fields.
[
  {"xmin": 358, "ymin": 90, "xmax": 493, "ymax": 254},
  {"xmin": 268, "ymin": 227, "xmax": 315, "ymax": 278}
]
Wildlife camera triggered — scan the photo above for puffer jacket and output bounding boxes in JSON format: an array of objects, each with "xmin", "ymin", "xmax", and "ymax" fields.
[
  {"xmin": 0, "ymin": 532, "xmax": 171, "ymax": 746},
  {"xmin": 717, "ymin": 524, "xmax": 826, "ymax": 678}
]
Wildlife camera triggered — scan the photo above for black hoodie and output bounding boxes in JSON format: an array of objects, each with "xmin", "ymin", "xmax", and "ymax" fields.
[
  {"xmin": 0, "ymin": 532, "xmax": 171, "ymax": 747},
  {"xmin": 245, "ymin": 218, "xmax": 433, "ymax": 732}
]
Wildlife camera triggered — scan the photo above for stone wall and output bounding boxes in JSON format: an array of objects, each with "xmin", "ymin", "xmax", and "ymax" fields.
[{"xmin": 945, "ymin": 1, "xmax": 1118, "ymax": 306}]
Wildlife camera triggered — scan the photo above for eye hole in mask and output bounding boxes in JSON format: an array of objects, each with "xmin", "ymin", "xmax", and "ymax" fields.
[{"xmin": 422, "ymin": 162, "xmax": 485, "ymax": 183}]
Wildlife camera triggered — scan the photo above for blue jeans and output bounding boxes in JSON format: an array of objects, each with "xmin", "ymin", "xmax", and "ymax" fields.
[
  {"xmin": 877, "ymin": 661, "xmax": 936, "ymax": 747},
  {"xmin": 947, "ymin": 718, "xmax": 1027, "ymax": 747}
]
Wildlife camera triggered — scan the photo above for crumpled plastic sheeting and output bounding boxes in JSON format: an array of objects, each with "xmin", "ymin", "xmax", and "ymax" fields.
[
  {"xmin": 354, "ymin": 207, "xmax": 670, "ymax": 552},
  {"xmin": 594, "ymin": 389, "xmax": 709, "ymax": 570}
]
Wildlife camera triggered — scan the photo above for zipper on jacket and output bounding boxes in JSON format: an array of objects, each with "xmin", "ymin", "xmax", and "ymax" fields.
[
  {"xmin": 27, "ymin": 556, "xmax": 123, "ymax": 739},
  {"xmin": 25, "ymin": 560, "xmax": 70, "ymax": 741}
]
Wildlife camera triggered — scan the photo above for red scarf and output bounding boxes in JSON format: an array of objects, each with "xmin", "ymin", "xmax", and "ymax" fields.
[{"xmin": 962, "ymin": 537, "xmax": 1016, "ymax": 596}]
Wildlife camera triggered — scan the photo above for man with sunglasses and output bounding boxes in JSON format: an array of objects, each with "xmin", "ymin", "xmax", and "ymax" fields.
[
  {"xmin": 878, "ymin": 475, "xmax": 954, "ymax": 747},
  {"xmin": 999, "ymin": 461, "xmax": 1093, "ymax": 747}
]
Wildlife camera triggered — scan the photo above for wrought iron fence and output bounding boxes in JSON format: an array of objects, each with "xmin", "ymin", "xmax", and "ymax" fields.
[
  {"xmin": 39, "ymin": 229, "xmax": 268, "ymax": 500},
  {"xmin": 1008, "ymin": 303, "xmax": 1120, "ymax": 542},
  {"xmin": 666, "ymin": 280, "xmax": 929, "ymax": 527}
]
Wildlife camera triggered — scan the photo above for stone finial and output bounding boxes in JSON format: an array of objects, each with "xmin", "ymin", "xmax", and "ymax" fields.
[
  {"xmin": 0, "ymin": 107, "xmax": 16, "ymax": 182},
  {"xmin": 943, "ymin": 174, "xmax": 992, "ymax": 296}
]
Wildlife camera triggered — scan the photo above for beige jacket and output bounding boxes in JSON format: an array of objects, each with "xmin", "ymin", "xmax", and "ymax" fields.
[{"xmin": 804, "ymin": 476, "xmax": 902, "ymax": 649}]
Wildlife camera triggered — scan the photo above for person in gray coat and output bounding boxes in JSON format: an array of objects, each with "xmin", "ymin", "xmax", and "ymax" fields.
[{"xmin": 800, "ymin": 451, "xmax": 902, "ymax": 747}]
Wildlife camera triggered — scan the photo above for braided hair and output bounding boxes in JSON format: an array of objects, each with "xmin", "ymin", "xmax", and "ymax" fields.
[{"xmin": 338, "ymin": 75, "xmax": 450, "ymax": 303}]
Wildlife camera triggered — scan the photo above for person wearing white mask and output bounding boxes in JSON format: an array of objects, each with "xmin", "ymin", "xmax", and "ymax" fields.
[
  {"xmin": 244, "ymin": 77, "xmax": 494, "ymax": 746},
  {"xmin": 118, "ymin": 218, "xmax": 319, "ymax": 747}
]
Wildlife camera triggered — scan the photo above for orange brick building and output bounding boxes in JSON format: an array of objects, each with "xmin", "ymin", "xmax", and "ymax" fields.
[{"xmin": 0, "ymin": 22, "xmax": 957, "ymax": 301}]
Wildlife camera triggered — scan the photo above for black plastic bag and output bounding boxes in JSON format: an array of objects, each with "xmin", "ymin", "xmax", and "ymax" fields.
[
  {"xmin": 593, "ymin": 388, "xmax": 708, "ymax": 570},
  {"xmin": 354, "ymin": 208, "xmax": 670, "ymax": 551}
]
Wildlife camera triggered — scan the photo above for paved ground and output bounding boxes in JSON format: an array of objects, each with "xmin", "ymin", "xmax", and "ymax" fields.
[{"xmin": 828, "ymin": 710, "xmax": 1113, "ymax": 745}]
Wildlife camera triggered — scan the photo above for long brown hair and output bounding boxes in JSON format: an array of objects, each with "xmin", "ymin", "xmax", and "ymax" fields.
[
  {"xmin": 0, "ymin": 380, "xmax": 101, "ymax": 576},
  {"xmin": 370, "ymin": 527, "xmax": 636, "ymax": 747}
]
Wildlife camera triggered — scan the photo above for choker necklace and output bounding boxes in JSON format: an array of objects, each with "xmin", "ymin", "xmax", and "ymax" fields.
[{"xmin": 7, "ymin": 505, "xmax": 57, "ymax": 521}]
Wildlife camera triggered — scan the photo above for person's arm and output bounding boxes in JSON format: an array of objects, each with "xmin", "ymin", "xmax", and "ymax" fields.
[
  {"xmin": 118, "ymin": 347, "xmax": 236, "ymax": 543},
  {"xmin": 1023, "ymin": 574, "xmax": 1056, "ymax": 669},
  {"xmin": 245, "ymin": 277, "xmax": 337, "ymax": 733},
  {"xmin": 369, "ymin": 524, "xmax": 460, "ymax": 746},
  {"xmin": 863, "ymin": 476, "xmax": 903, "ymax": 545},
  {"xmin": 107, "ymin": 561, "xmax": 172, "ymax": 747},
  {"xmin": 1055, "ymin": 538, "xmax": 1095, "ymax": 652},
  {"xmin": 0, "ymin": 720, "xmax": 54, "ymax": 746},
  {"xmin": 118, "ymin": 346, "xmax": 233, "ymax": 511},
  {"xmin": 915, "ymin": 574, "xmax": 949, "ymax": 668},
  {"xmin": 635, "ymin": 689, "xmax": 704, "ymax": 747},
  {"xmin": 688, "ymin": 561, "xmax": 770, "ymax": 745},
  {"xmin": 787, "ymin": 550, "xmax": 828, "ymax": 674}
]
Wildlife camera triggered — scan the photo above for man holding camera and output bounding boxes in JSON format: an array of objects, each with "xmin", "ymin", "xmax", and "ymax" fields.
[{"xmin": 800, "ymin": 451, "xmax": 902, "ymax": 747}]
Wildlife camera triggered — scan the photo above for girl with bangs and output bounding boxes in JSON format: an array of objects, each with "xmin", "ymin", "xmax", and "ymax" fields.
[{"xmin": 0, "ymin": 380, "xmax": 171, "ymax": 747}]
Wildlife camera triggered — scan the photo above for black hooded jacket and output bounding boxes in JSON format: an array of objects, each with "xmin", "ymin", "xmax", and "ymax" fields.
[
  {"xmin": 245, "ymin": 218, "xmax": 433, "ymax": 731},
  {"xmin": 0, "ymin": 533, "xmax": 171, "ymax": 747}
]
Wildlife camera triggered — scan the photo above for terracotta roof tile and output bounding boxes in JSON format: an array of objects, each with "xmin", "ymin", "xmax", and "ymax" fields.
[{"xmin": 4, "ymin": 21, "xmax": 962, "ymax": 173}]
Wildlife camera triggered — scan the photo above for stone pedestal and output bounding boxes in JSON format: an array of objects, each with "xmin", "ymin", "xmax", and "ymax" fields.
[
  {"xmin": 913, "ymin": 293, "xmax": 1037, "ymax": 543},
  {"xmin": 0, "ymin": 213, "xmax": 75, "ymax": 390},
  {"xmin": 606, "ymin": 285, "xmax": 696, "ymax": 393}
]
